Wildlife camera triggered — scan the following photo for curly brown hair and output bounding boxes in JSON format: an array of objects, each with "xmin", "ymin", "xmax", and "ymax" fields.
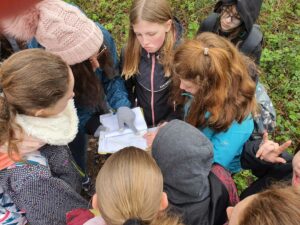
[{"xmin": 171, "ymin": 32, "xmax": 257, "ymax": 132}]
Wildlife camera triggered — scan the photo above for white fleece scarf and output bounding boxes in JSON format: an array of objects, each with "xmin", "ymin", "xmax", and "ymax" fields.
[{"xmin": 15, "ymin": 99, "xmax": 78, "ymax": 146}]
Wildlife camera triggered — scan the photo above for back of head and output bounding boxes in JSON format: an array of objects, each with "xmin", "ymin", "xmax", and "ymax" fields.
[
  {"xmin": 152, "ymin": 120, "xmax": 213, "ymax": 204},
  {"xmin": 237, "ymin": 185, "xmax": 300, "ymax": 225},
  {"xmin": 123, "ymin": 0, "xmax": 175, "ymax": 78},
  {"xmin": 96, "ymin": 147, "xmax": 183, "ymax": 225},
  {"xmin": 0, "ymin": 49, "xmax": 69, "ymax": 156},
  {"xmin": 172, "ymin": 32, "xmax": 256, "ymax": 132}
]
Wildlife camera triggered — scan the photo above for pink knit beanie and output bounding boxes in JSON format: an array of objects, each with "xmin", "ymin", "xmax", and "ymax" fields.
[{"xmin": 1, "ymin": 0, "xmax": 103, "ymax": 65}]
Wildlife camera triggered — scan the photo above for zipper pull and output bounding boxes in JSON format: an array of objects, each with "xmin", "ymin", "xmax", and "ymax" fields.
[
  {"xmin": 173, "ymin": 101, "xmax": 176, "ymax": 112},
  {"xmin": 135, "ymin": 98, "xmax": 138, "ymax": 107}
]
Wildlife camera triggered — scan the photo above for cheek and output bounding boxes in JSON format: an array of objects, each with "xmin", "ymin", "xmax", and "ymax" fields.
[{"xmin": 151, "ymin": 33, "xmax": 166, "ymax": 49}]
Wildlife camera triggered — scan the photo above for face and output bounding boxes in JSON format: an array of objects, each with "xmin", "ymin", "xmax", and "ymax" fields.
[
  {"xmin": 35, "ymin": 68, "xmax": 75, "ymax": 117},
  {"xmin": 132, "ymin": 19, "xmax": 172, "ymax": 53},
  {"xmin": 89, "ymin": 45, "xmax": 107, "ymax": 71},
  {"xmin": 179, "ymin": 78, "xmax": 200, "ymax": 95},
  {"xmin": 227, "ymin": 195, "xmax": 255, "ymax": 225},
  {"xmin": 220, "ymin": 5, "xmax": 242, "ymax": 32}
]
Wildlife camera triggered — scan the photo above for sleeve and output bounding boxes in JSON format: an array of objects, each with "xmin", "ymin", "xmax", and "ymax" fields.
[
  {"xmin": 204, "ymin": 117, "xmax": 254, "ymax": 173},
  {"xmin": 96, "ymin": 23, "xmax": 131, "ymax": 110},
  {"xmin": 7, "ymin": 164, "xmax": 88, "ymax": 225},
  {"xmin": 40, "ymin": 145, "xmax": 83, "ymax": 193},
  {"xmin": 241, "ymin": 138, "xmax": 293, "ymax": 178},
  {"xmin": 251, "ymin": 40, "xmax": 263, "ymax": 65},
  {"xmin": 13, "ymin": 177, "xmax": 88, "ymax": 225}
]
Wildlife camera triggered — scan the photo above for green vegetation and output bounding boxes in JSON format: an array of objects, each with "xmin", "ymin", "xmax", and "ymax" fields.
[{"xmin": 69, "ymin": 0, "xmax": 300, "ymax": 191}]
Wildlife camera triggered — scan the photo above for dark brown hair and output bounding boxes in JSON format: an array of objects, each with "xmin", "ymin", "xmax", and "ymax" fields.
[
  {"xmin": 0, "ymin": 35, "xmax": 26, "ymax": 60},
  {"xmin": 70, "ymin": 44, "xmax": 115, "ymax": 109},
  {"xmin": 172, "ymin": 32, "xmax": 257, "ymax": 132},
  {"xmin": 0, "ymin": 49, "xmax": 69, "ymax": 157}
]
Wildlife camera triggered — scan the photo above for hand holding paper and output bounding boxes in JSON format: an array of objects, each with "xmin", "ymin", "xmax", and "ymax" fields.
[{"xmin": 116, "ymin": 106, "xmax": 138, "ymax": 133}]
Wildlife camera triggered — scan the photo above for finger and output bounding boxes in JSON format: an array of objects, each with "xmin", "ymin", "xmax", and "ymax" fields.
[
  {"xmin": 256, "ymin": 143, "xmax": 266, "ymax": 158},
  {"xmin": 143, "ymin": 132, "xmax": 151, "ymax": 138},
  {"xmin": 263, "ymin": 132, "xmax": 269, "ymax": 142},
  {"xmin": 274, "ymin": 157, "xmax": 287, "ymax": 164},
  {"xmin": 277, "ymin": 140, "xmax": 292, "ymax": 154}
]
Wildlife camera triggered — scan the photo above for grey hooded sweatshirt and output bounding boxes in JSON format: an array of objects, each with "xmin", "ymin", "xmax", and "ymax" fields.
[{"xmin": 152, "ymin": 120, "xmax": 214, "ymax": 225}]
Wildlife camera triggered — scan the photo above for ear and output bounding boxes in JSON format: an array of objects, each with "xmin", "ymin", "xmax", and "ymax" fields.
[
  {"xmin": 92, "ymin": 194, "xmax": 99, "ymax": 210},
  {"xmin": 33, "ymin": 108, "xmax": 45, "ymax": 117},
  {"xmin": 164, "ymin": 19, "xmax": 172, "ymax": 32},
  {"xmin": 226, "ymin": 206, "xmax": 234, "ymax": 220},
  {"xmin": 159, "ymin": 192, "xmax": 169, "ymax": 211}
]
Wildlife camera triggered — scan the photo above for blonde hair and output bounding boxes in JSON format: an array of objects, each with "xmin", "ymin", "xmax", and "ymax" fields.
[
  {"xmin": 96, "ymin": 147, "xmax": 183, "ymax": 225},
  {"xmin": 122, "ymin": 0, "xmax": 176, "ymax": 79},
  {"xmin": 0, "ymin": 49, "xmax": 70, "ymax": 158},
  {"xmin": 172, "ymin": 32, "xmax": 257, "ymax": 132},
  {"xmin": 237, "ymin": 185, "xmax": 300, "ymax": 225}
]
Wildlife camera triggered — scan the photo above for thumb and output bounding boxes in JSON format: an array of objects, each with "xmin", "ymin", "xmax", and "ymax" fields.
[{"xmin": 127, "ymin": 120, "xmax": 138, "ymax": 133}]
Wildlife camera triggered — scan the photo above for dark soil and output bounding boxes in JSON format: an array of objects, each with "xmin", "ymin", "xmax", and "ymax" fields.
[{"xmin": 81, "ymin": 137, "xmax": 111, "ymax": 200}]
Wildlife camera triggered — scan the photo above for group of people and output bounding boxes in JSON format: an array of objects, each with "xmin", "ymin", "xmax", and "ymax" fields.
[{"xmin": 0, "ymin": 0, "xmax": 298, "ymax": 224}]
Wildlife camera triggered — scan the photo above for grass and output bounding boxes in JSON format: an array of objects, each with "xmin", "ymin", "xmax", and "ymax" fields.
[{"xmin": 69, "ymin": 0, "xmax": 300, "ymax": 192}]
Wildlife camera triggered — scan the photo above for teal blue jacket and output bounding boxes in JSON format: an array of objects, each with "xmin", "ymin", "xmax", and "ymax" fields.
[{"xmin": 184, "ymin": 95, "xmax": 254, "ymax": 173}]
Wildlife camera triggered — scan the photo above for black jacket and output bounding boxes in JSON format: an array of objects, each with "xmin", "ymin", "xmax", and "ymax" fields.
[
  {"xmin": 198, "ymin": 0, "xmax": 263, "ymax": 64},
  {"xmin": 169, "ymin": 172, "xmax": 229, "ymax": 225},
  {"xmin": 120, "ymin": 18, "xmax": 183, "ymax": 127},
  {"xmin": 240, "ymin": 138, "xmax": 293, "ymax": 199}
]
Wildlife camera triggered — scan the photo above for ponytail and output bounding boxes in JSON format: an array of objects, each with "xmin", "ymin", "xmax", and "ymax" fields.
[{"xmin": 0, "ymin": 86, "xmax": 22, "ymax": 159}]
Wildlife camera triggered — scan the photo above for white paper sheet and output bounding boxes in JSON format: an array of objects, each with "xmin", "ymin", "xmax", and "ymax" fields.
[{"xmin": 98, "ymin": 107, "xmax": 151, "ymax": 153}]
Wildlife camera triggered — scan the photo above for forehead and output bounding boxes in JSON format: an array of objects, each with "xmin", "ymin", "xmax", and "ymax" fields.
[
  {"xmin": 222, "ymin": 5, "xmax": 238, "ymax": 14},
  {"xmin": 229, "ymin": 195, "xmax": 256, "ymax": 225},
  {"xmin": 132, "ymin": 20, "xmax": 165, "ymax": 33}
]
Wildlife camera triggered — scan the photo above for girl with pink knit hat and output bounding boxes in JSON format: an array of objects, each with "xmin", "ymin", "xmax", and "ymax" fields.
[{"xmin": 0, "ymin": 0, "xmax": 136, "ymax": 194}]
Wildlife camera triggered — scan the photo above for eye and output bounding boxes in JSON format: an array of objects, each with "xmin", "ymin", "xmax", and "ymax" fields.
[{"xmin": 148, "ymin": 32, "xmax": 156, "ymax": 36}]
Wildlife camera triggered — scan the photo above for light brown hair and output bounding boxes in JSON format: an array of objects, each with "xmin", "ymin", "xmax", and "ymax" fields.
[
  {"xmin": 96, "ymin": 147, "xmax": 183, "ymax": 225},
  {"xmin": 172, "ymin": 32, "xmax": 257, "ymax": 132},
  {"xmin": 122, "ymin": 0, "xmax": 176, "ymax": 79},
  {"xmin": 0, "ymin": 49, "xmax": 70, "ymax": 158},
  {"xmin": 238, "ymin": 185, "xmax": 300, "ymax": 225}
]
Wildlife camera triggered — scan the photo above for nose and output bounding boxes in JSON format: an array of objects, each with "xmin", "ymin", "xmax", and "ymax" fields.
[
  {"xmin": 141, "ymin": 36, "xmax": 151, "ymax": 48},
  {"xmin": 224, "ymin": 16, "xmax": 232, "ymax": 23},
  {"xmin": 179, "ymin": 81, "xmax": 185, "ymax": 91}
]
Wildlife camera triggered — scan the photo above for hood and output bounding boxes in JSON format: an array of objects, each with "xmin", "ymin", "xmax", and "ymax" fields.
[
  {"xmin": 214, "ymin": 0, "xmax": 263, "ymax": 32},
  {"xmin": 152, "ymin": 120, "xmax": 213, "ymax": 204}
]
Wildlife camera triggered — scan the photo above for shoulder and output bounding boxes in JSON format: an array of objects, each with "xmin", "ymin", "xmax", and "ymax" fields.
[
  {"xmin": 240, "ymin": 24, "xmax": 263, "ymax": 52},
  {"xmin": 198, "ymin": 13, "xmax": 219, "ymax": 33}
]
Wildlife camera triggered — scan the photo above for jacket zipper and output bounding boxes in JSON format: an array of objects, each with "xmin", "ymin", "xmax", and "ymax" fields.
[{"xmin": 150, "ymin": 54, "xmax": 156, "ymax": 126}]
